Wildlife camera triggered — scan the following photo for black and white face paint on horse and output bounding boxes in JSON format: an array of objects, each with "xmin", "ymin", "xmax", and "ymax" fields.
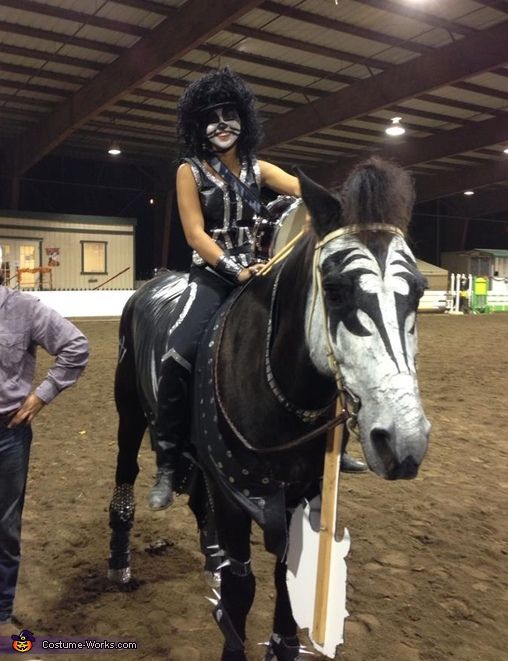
[
  {"xmin": 300, "ymin": 172, "xmax": 431, "ymax": 480},
  {"xmin": 203, "ymin": 104, "xmax": 241, "ymax": 152}
]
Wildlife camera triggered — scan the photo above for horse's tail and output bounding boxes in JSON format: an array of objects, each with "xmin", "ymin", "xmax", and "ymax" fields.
[{"xmin": 340, "ymin": 156, "xmax": 415, "ymax": 231}]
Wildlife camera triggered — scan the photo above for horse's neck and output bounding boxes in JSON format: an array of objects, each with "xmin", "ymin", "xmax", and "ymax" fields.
[{"xmin": 216, "ymin": 236, "xmax": 336, "ymax": 450}]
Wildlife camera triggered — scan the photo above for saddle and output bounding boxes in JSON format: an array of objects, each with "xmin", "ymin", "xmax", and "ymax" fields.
[{"xmin": 191, "ymin": 290, "xmax": 290, "ymax": 559}]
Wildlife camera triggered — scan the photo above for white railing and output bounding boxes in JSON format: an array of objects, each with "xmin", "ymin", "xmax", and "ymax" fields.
[{"xmin": 25, "ymin": 290, "xmax": 135, "ymax": 318}]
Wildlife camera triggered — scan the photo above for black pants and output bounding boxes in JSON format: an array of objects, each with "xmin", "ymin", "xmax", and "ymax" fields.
[{"xmin": 154, "ymin": 266, "xmax": 235, "ymax": 470}]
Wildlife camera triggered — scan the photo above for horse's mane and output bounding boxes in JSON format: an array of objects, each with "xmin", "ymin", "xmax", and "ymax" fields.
[{"xmin": 339, "ymin": 156, "xmax": 415, "ymax": 235}]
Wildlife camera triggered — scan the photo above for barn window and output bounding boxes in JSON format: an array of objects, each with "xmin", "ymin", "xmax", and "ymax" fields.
[{"xmin": 81, "ymin": 241, "xmax": 107, "ymax": 274}]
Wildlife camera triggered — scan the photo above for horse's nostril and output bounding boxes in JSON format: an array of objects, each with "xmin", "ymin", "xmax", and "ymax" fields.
[{"xmin": 370, "ymin": 427, "xmax": 391, "ymax": 446}]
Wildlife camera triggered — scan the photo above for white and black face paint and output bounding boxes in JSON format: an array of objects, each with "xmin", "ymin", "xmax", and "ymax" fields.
[{"xmin": 203, "ymin": 105, "xmax": 241, "ymax": 151}]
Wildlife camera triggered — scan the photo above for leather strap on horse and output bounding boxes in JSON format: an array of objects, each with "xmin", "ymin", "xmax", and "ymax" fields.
[
  {"xmin": 213, "ymin": 282, "xmax": 350, "ymax": 454},
  {"xmin": 213, "ymin": 223, "xmax": 404, "ymax": 454},
  {"xmin": 307, "ymin": 222, "xmax": 405, "ymax": 435}
]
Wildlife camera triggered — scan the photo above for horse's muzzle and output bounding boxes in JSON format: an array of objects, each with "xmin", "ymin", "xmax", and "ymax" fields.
[{"xmin": 366, "ymin": 418, "xmax": 430, "ymax": 480}]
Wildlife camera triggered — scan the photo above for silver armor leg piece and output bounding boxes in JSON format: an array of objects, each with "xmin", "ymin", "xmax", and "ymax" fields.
[{"xmin": 108, "ymin": 484, "xmax": 135, "ymax": 584}]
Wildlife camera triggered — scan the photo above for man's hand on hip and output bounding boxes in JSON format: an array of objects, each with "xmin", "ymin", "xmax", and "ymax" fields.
[{"xmin": 8, "ymin": 394, "xmax": 46, "ymax": 427}]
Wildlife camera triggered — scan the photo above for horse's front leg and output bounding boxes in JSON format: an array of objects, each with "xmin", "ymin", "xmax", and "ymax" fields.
[
  {"xmin": 212, "ymin": 489, "xmax": 255, "ymax": 661},
  {"xmin": 264, "ymin": 559, "xmax": 302, "ymax": 661},
  {"xmin": 108, "ymin": 350, "xmax": 147, "ymax": 587}
]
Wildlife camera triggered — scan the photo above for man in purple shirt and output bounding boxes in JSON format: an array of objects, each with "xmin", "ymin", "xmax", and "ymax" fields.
[{"xmin": 0, "ymin": 263, "xmax": 89, "ymax": 635}]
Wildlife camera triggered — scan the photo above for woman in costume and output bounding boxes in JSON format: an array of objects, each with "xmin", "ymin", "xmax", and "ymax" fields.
[{"xmin": 148, "ymin": 68, "xmax": 303, "ymax": 511}]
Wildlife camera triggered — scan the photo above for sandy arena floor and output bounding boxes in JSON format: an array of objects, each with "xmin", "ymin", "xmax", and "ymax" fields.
[{"xmin": 11, "ymin": 313, "xmax": 508, "ymax": 660}]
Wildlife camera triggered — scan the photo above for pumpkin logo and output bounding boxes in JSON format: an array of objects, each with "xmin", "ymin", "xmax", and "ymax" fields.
[{"xmin": 11, "ymin": 629, "xmax": 35, "ymax": 653}]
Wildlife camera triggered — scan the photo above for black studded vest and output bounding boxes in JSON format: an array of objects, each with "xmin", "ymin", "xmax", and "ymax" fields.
[{"xmin": 184, "ymin": 156, "xmax": 261, "ymax": 268}]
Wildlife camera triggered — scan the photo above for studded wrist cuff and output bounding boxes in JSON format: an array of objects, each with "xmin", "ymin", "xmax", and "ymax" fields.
[{"xmin": 214, "ymin": 254, "xmax": 243, "ymax": 283}]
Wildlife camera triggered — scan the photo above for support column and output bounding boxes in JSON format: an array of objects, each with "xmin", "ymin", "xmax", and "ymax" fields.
[{"xmin": 161, "ymin": 188, "xmax": 174, "ymax": 269}]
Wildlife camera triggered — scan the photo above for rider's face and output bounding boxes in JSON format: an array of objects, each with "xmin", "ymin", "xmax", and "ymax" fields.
[{"xmin": 203, "ymin": 105, "xmax": 241, "ymax": 151}]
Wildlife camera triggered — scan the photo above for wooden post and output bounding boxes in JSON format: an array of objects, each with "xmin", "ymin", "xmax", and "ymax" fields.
[{"xmin": 312, "ymin": 401, "xmax": 343, "ymax": 645}]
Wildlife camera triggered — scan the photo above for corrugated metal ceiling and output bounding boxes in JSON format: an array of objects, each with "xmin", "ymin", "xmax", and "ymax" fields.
[{"xmin": 0, "ymin": 0, "xmax": 506, "ymax": 209}]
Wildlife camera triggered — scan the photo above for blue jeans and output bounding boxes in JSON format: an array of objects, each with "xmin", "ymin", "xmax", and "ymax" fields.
[{"xmin": 0, "ymin": 422, "xmax": 32, "ymax": 622}]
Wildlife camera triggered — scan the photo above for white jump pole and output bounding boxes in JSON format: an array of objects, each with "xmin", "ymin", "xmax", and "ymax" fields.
[
  {"xmin": 449, "ymin": 273, "xmax": 455, "ymax": 312},
  {"xmin": 455, "ymin": 273, "xmax": 462, "ymax": 313}
]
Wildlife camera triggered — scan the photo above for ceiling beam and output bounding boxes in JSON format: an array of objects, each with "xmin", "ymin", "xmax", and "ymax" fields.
[
  {"xmin": 112, "ymin": 0, "xmax": 175, "ymax": 15},
  {"xmin": 358, "ymin": 0, "xmax": 476, "ymax": 36},
  {"xmin": 5, "ymin": 0, "xmax": 264, "ymax": 176},
  {"xmin": 2, "ymin": 12, "xmax": 504, "ymax": 113},
  {"xmin": 0, "ymin": 19, "xmax": 120, "ymax": 55},
  {"xmin": 0, "ymin": 42, "xmax": 103, "ymax": 73},
  {"xmin": 165, "ymin": 58, "xmax": 328, "ymax": 99},
  {"xmin": 472, "ymin": 0, "xmax": 508, "ymax": 12},
  {"xmin": 316, "ymin": 115, "xmax": 508, "ymax": 187},
  {"xmin": 416, "ymin": 160, "xmax": 508, "ymax": 202},
  {"xmin": 199, "ymin": 44, "xmax": 357, "ymax": 86},
  {"xmin": 0, "ymin": 0, "xmax": 148, "ymax": 37},
  {"xmin": 226, "ymin": 24, "xmax": 388, "ymax": 71},
  {"xmin": 261, "ymin": 1, "xmax": 432, "ymax": 55},
  {"xmin": 452, "ymin": 80, "xmax": 508, "ymax": 102},
  {"xmin": 261, "ymin": 19, "xmax": 508, "ymax": 149}
]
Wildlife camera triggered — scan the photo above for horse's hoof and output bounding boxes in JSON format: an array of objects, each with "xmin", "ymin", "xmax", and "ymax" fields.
[
  {"xmin": 107, "ymin": 566, "xmax": 132, "ymax": 585},
  {"xmin": 203, "ymin": 569, "xmax": 221, "ymax": 589},
  {"xmin": 221, "ymin": 648, "xmax": 246, "ymax": 661},
  {"xmin": 262, "ymin": 634, "xmax": 307, "ymax": 661}
]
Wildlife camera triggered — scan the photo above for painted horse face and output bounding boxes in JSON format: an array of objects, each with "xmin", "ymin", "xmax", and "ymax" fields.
[
  {"xmin": 300, "ymin": 170, "xmax": 430, "ymax": 480},
  {"xmin": 319, "ymin": 235, "xmax": 430, "ymax": 478}
]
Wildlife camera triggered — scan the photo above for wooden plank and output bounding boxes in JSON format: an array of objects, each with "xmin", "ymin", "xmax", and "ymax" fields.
[{"xmin": 313, "ymin": 403, "xmax": 343, "ymax": 645}]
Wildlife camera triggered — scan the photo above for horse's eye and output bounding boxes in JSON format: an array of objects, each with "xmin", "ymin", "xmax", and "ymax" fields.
[
  {"xmin": 323, "ymin": 278, "xmax": 352, "ymax": 307},
  {"xmin": 324, "ymin": 286, "xmax": 343, "ymax": 303},
  {"xmin": 410, "ymin": 278, "xmax": 427, "ymax": 305}
]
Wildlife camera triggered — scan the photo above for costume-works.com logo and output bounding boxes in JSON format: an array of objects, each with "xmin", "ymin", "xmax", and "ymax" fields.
[{"xmin": 11, "ymin": 629, "xmax": 35, "ymax": 653}]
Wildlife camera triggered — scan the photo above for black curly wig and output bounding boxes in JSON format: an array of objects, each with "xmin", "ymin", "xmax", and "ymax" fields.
[{"xmin": 176, "ymin": 67, "xmax": 262, "ymax": 160}]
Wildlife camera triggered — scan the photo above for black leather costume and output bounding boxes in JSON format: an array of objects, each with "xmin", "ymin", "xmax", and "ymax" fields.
[
  {"xmin": 185, "ymin": 156, "xmax": 261, "ymax": 268},
  {"xmin": 152, "ymin": 156, "xmax": 261, "ymax": 485}
]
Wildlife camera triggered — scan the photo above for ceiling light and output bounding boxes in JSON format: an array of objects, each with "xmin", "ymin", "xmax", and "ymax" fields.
[
  {"xmin": 504, "ymin": 147, "xmax": 508, "ymax": 154},
  {"xmin": 149, "ymin": 198, "xmax": 155, "ymax": 205},
  {"xmin": 108, "ymin": 142, "xmax": 121, "ymax": 156},
  {"xmin": 464, "ymin": 190, "xmax": 475, "ymax": 196},
  {"xmin": 385, "ymin": 117, "xmax": 405, "ymax": 136}
]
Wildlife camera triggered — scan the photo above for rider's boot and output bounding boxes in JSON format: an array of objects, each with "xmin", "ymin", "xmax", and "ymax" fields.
[
  {"xmin": 340, "ymin": 452, "xmax": 368, "ymax": 473},
  {"xmin": 148, "ymin": 467, "xmax": 174, "ymax": 510},
  {"xmin": 340, "ymin": 426, "xmax": 367, "ymax": 473},
  {"xmin": 148, "ymin": 356, "xmax": 190, "ymax": 510}
]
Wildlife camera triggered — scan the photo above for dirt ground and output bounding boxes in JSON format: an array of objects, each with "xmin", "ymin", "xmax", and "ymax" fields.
[{"xmin": 10, "ymin": 313, "xmax": 508, "ymax": 660}]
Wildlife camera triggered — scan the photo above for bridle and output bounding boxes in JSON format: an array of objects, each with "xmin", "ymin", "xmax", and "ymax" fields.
[
  {"xmin": 215, "ymin": 222, "xmax": 405, "ymax": 454},
  {"xmin": 308, "ymin": 222, "xmax": 406, "ymax": 436}
]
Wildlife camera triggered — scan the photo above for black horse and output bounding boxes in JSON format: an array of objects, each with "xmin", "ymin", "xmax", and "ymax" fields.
[{"xmin": 108, "ymin": 157, "xmax": 430, "ymax": 661}]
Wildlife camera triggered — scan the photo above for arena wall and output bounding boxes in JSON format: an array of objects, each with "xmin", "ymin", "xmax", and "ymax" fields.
[{"xmin": 0, "ymin": 210, "xmax": 135, "ymax": 290}]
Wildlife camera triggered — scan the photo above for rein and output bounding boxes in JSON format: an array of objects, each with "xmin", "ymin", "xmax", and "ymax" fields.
[
  {"xmin": 214, "ymin": 222, "xmax": 404, "ymax": 454},
  {"xmin": 265, "ymin": 266, "xmax": 336, "ymax": 424},
  {"xmin": 214, "ymin": 296, "xmax": 349, "ymax": 453}
]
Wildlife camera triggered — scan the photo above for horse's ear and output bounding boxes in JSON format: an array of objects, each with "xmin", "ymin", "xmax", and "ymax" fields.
[{"xmin": 296, "ymin": 168, "xmax": 343, "ymax": 239}]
